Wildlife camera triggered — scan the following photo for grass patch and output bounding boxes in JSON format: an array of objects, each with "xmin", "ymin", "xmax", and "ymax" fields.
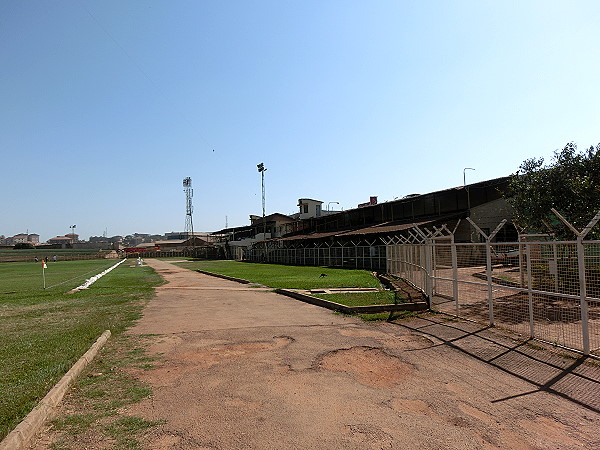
[
  {"xmin": 312, "ymin": 291, "xmax": 404, "ymax": 307},
  {"xmin": 358, "ymin": 311, "xmax": 418, "ymax": 322},
  {"xmin": 525, "ymin": 342, "xmax": 546, "ymax": 351},
  {"xmin": 497, "ymin": 274, "xmax": 519, "ymax": 283},
  {"xmin": 0, "ymin": 259, "xmax": 162, "ymax": 441},
  {"xmin": 173, "ymin": 260, "xmax": 379, "ymax": 290},
  {"xmin": 48, "ymin": 332, "xmax": 163, "ymax": 449}
]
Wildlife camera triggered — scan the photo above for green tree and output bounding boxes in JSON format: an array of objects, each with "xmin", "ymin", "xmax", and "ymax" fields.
[
  {"xmin": 13, "ymin": 242, "xmax": 35, "ymax": 249},
  {"xmin": 506, "ymin": 142, "xmax": 600, "ymax": 239}
]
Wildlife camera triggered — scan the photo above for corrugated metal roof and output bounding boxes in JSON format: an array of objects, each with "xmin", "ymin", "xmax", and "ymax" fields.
[
  {"xmin": 275, "ymin": 214, "xmax": 463, "ymax": 242},
  {"xmin": 340, "ymin": 219, "xmax": 435, "ymax": 236}
]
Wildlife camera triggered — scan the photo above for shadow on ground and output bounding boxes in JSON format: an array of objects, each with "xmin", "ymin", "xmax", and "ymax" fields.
[{"xmin": 394, "ymin": 314, "xmax": 600, "ymax": 414}]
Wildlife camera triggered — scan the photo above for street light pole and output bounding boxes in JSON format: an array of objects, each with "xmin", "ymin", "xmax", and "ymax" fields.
[
  {"xmin": 463, "ymin": 167, "xmax": 475, "ymax": 213},
  {"xmin": 327, "ymin": 201, "xmax": 339, "ymax": 211},
  {"xmin": 257, "ymin": 163, "xmax": 267, "ymax": 238}
]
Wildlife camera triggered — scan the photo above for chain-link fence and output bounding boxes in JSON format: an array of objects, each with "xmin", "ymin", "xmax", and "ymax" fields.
[
  {"xmin": 387, "ymin": 214, "xmax": 600, "ymax": 357},
  {"xmin": 245, "ymin": 244, "xmax": 387, "ymax": 271}
]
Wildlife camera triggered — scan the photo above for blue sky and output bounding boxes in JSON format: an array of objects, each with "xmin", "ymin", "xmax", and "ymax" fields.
[{"xmin": 1, "ymin": 1, "xmax": 599, "ymax": 241}]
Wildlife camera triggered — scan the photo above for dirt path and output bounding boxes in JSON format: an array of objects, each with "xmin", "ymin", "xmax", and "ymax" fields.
[{"xmin": 126, "ymin": 259, "xmax": 599, "ymax": 449}]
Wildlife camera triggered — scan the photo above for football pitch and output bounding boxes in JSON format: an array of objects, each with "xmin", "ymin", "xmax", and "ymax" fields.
[
  {"xmin": 0, "ymin": 258, "xmax": 162, "ymax": 440},
  {"xmin": 0, "ymin": 259, "xmax": 118, "ymax": 294}
]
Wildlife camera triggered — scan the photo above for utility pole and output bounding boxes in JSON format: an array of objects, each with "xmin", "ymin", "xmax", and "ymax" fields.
[
  {"xmin": 183, "ymin": 177, "xmax": 194, "ymax": 249},
  {"xmin": 257, "ymin": 163, "xmax": 267, "ymax": 238},
  {"xmin": 463, "ymin": 167, "xmax": 475, "ymax": 213}
]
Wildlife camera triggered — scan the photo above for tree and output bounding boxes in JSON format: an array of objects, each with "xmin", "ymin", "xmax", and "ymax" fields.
[
  {"xmin": 13, "ymin": 242, "xmax": 35, "ymax": 249},
  {"xmin": 506, "ymin": 142, "xmax": 600, "ymax": 239}
]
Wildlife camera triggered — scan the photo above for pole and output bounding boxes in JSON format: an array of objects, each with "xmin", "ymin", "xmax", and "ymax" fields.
[
  {"xmin": 257, "ymin": 163, "xmax": 267, "ymax": 240},
  {"xmin": 526, "ymin": 242, "xmax": 534, "ymax": 338},
  {"xmin": 262, "ymin": 169, "xmax": 266, "ymax": 238},
  {"xmin": 463, "ymin": 168, "xmax": 475, "ymax": 213}
]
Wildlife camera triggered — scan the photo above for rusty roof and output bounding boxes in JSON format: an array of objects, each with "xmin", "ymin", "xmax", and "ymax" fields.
[
  {"xmin": 274, "ymin": 213, "xmax": 464, "ymax": 243},
  {"xmin": 339, "ymin": 219, "xmax": 436, "ymax": 236}
]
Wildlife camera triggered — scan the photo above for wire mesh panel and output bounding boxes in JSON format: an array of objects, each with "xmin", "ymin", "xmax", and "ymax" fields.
[
  {"xmin": 387, "ymin": 238, "xmax": 600, "ymax": 357},
  {"xmin": 387, "ymin": 244, "xmax": 423, "ymax": 292},
  {"xmin": 585, "ymin": 243, "xmax": 600, "ymax": 354}
]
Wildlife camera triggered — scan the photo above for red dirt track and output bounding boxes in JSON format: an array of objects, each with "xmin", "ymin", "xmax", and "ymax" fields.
[{"xmin": 126, "ymin": 259, "xmax": 599, "ymax": 449}]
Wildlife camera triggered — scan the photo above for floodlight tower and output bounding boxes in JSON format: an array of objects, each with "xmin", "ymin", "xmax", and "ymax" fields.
[
  {"xmin": 257, "ymin": 163, "xmax": 267, "ymax": 238},
  {"xmin": 183, "ymin": 177, "xmax": 194, "ymax": 244}
]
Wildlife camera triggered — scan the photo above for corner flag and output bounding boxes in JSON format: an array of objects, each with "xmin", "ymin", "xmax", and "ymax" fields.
[{"xmin": 42, "ymin": 260, "xmax": 47, "ymax": 288}]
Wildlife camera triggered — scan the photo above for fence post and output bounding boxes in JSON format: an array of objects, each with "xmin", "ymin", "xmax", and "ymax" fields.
[
  {"xmin": 485, "ymin": 242, "xmax": 494, "ymax": 326},
  {"xmin": 576, "ymin": 237, "xmax": 590, "ymax": 354},
  {"xmin": 424, "ymin": 238, "xmax": 433, "ymax": 300},
  {"xmin": 552, "ymin": 243, "xmax": 559, "ymax": 293},
  {"xmin": 467, "ymin": 218, "xmax": 506, "ymax": 327},
  {"xmin": 525, "ymin": 242, "xmax": 535, "ymax": 338},
  {"xmin": 551, "ymin": 208, "xmax": 600, "ymax": 355},
  {"xmin": 451, "ymin": 235, "xmax": 459, "ymax": 316}
]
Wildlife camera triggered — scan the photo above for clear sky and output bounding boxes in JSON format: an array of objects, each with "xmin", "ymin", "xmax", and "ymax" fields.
[{"xmin": 1, "ymin": 1, "xmax": 599, "ymax": 242}]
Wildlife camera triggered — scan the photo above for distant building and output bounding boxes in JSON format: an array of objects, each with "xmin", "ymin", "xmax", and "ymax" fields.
[
  {"xmin": 47, "ymin": 236, "xmax": 73, "ymax": 245},
  {"xmin": 296, "ymin": 198, "xmax": 323, "ymax": 220},
  {"xmin": 165, "ymin": 231, "xmax": 210, "ymax": 241},
  {"xmin": 65, "ymin": 233, "xmax": 79, "ymax": 243},
  {"xmin": 1, "ymin": 233, "xmax": 40, "ymax": 245},
  {"xmin": 132, "ymin": 236, "xmax": 212, "ymax": 252}
]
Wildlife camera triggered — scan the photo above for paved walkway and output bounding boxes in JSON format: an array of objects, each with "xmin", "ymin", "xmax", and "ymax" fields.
[{"xmin": 128, "ymin": 259, "xmax": 600, "ymax": 449}]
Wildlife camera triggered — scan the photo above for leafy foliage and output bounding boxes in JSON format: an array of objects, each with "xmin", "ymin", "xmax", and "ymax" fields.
[
  {"xmin": 13, "ymin": 242, "xmax": 35, "ymax": 249},
  {"xmin": 506, "ymin": 142, "xmax": 600, "ymax": 239}
]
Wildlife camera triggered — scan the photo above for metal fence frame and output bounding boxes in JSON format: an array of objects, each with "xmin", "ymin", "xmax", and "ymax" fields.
[
  {"xmin": 246, "ymin": 240, "xmax": 387, "ymax": 271},
  {"xmin": 387, "ymin": 212, "xmax": 600, "ymax": 356}
]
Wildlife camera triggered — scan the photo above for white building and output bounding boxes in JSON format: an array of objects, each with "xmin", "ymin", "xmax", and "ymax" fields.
[{"xmin": 296, "ymin": 198, "xmax": 323, "ymax": 220}]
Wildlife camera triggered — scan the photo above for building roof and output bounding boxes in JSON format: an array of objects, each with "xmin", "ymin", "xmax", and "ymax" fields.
[
  {"xmin": 272, "ymin": 214, "xmax": 463, "ymax": 243},
  {"xmin": 135, "ymin": 242, "xmax": 159, "ymax": 248}
]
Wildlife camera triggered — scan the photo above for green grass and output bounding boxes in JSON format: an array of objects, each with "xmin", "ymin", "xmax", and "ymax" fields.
[
  {"xmin": 48, "ymin": 333, "xmax": 164, "ymax": 449},
  {"xmin": 173, "ymin": 260, "xmax": 380, "ymax": 290},
  {"xmin": 312, "ymin": 291, "xmax": 404, "ymax": 307},
  {"xmin": 0, "ymin": 259, "xmax": 162, "ymax": 440},
  {"xmin": 0, "ymin": 259, "xmax": 120, "ymax": 296},
  {"xmin": 358, "ymin": 311, "xmax": 418, "ymax": 322}
]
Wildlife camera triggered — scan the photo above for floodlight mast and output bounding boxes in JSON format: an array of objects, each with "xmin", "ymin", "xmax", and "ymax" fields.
[
  {"xmin": 183, "ymin": 177, "xmax": 194, "ymax": 247},
  {"xmin": 257, "ymin": 163, "xmax": 267, "ymax": 238}
]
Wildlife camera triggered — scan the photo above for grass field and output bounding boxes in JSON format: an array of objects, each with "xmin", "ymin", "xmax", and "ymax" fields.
[
  {"xmin": 0, "ymin": 259, "xmax": 162, "ymax": 440},
  {"xmin": 173, "ymin": 260, "xmax": 380, "ymax": 290}
]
